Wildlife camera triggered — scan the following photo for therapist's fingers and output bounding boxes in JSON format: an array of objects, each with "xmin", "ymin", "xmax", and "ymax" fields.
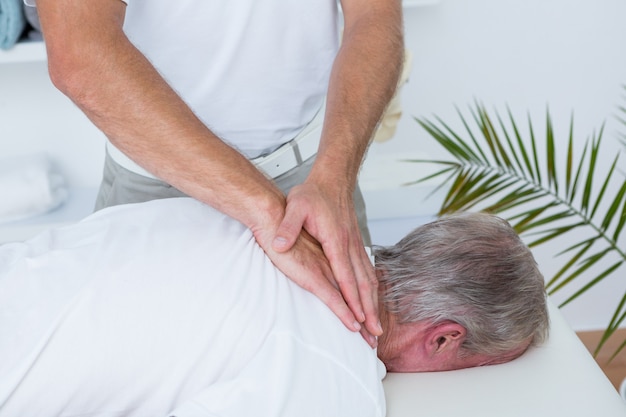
[
  {"xmin": 279, "ymin": 183, "xmax": 382, "ymax": 343},
  {"xmin": 352, "ymin": 245, "xmax": 381, "ymax": 339},
  {"xmin": 324, "ymin": 230, "xmax": 382, "ymax": 340},
  {"xmin": 265, "ymin": 230, "xmax": 363, "ymax": 334},
  {"xmin": 339, "ymin": 245, "xmax": 380, "ymax": 347},
  {"xmin": 272, "ymin": 205, "xmax": 306, "ymax": 253},
  {"xmin": 360, "ymin": 325, "xmax": 379, "ymax": 348},
  {"xmin": 316, "ymin": 231, "xmax": 380, "ymax": 348}
]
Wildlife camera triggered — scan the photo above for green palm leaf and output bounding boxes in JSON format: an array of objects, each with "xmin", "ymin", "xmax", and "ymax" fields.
[{"xmin": 413, "ymin": 102, "xmax": 626, "ymax": 358}]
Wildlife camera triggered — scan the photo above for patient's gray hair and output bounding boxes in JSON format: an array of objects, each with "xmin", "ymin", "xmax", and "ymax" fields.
[{"xmin": 374, "ymin": 212, "xmax": 549, "ymax": 358}]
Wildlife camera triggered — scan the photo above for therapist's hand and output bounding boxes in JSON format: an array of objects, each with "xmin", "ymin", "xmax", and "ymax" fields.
[
  {"xmin": 255, "ymin": 225, "xmax": 369, "ymax": 341},
  {"xmin": 272, "ymin": 181, "xmax": 381, "ymax": 347}
]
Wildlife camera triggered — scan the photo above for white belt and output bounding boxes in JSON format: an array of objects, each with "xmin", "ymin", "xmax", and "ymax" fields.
[
  {"xmin": 251, "ymin": 104, "xmax": 324, "ymax": 178},
  {"xmin": 106, "ymin": 104, "xmax": 324, "ymax": 180}
]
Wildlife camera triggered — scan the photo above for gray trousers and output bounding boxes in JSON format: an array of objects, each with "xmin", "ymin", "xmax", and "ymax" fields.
[{"xmin": 95, "ymin": 151, "xmax": 371, "ymax": 245}]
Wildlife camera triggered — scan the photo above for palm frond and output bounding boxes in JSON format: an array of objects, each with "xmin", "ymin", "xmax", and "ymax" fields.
[
  {"xmin": 599, "ymin": 292, "xmax": 626, "ymax": 358},
  {"xmin": 414, "ymin": 102, "xmax": 626, "ymax": 359},
  {"xmin": 546, "ymin": 111, "xmax": 558, "ymax": 194}
]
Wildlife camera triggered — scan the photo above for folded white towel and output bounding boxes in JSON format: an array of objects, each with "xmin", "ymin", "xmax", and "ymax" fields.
[{"xmin": 0, "ymin": 154, "xmax": 68, "ymax": 224}]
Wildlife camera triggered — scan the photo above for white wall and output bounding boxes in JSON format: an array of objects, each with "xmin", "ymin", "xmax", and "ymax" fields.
[
  {"xmin": 1, "ymin": 0, "xmax": 626, "ymax": 331},
  {"xmin": 0, "ymin": 61, "xmax": 106, "ymax": 187},
  {"xmin": 363, "ymin": 0, "xmax": 626, "ymax": 331}
]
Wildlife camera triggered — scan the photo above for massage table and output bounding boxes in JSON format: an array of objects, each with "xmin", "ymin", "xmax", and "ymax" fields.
[
  {"xmin": 383, "ymin": 300, "xmax": 626, "ymax": 416},
  {"xmin": 3, "ymin": 192, "xmax": 625, "ymax": 415}
]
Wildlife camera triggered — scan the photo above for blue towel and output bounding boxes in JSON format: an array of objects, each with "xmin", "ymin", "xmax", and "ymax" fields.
[{"xmin": 0, "ymin": 0, "xmax": 26, "ymax": 50}]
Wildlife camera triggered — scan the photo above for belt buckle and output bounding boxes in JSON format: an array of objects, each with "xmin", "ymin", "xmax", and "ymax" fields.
[{"xmin": 252, "ymin": 104, "xmax": 324, "ymax": 178}]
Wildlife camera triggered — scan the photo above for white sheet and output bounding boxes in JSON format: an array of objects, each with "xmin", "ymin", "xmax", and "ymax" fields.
[{"xmin": 0, "ymin": 197, "xmax": 385, "ymax": 416}]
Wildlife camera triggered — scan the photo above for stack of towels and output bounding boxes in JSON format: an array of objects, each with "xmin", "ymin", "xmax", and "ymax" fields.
[
  {"xmin": 0, "ymin": 154, "xmax": 68, "ymax": 224},
  {"xmin": 0, "ymin": 0, "xmax": 41, "ymax": 50}
]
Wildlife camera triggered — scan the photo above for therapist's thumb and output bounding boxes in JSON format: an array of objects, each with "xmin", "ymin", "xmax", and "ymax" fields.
[{"xmin": 273, "ymin": 209, "xmax": 305, "ymax": 253}]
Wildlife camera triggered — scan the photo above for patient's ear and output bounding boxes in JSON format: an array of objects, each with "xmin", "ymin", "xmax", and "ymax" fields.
[{"xmin": 426, "ymin": 322, "xmax": 466, "ymax": 355}]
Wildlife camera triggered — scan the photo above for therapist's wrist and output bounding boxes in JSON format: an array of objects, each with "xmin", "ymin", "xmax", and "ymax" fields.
[
  {"xmin": 245, "ymin": 188, "xmax": 287, "ymax": 248},
  {"xmin": 308, "ymin": 150, "xmax": 362, "ymax": 196}
]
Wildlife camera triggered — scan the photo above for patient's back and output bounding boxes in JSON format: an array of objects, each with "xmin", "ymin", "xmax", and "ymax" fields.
[{"xmin": 0, "ymin": 198, "xmax": 385, "ymax": 417}]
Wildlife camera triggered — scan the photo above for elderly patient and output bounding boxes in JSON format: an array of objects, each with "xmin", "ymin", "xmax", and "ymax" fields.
[{"xmin": 0, "ymin": 198, "xmax": 548, "ymax": 417}]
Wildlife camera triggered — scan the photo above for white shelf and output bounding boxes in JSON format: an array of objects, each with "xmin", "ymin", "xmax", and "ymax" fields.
[
  {"xmin": 0, "ymin": 41, "xmax": 46, "ymax": 64},
  {"xmin": 0, "ymin": 1, "xmax": 438, "ymax": 65},
  {"xmin": 403, "ymin": 0, "xmax": 441, "ymax": 7}
]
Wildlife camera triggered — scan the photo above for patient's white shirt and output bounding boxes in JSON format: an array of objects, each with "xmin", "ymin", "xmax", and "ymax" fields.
[{"xmin": 0, "ymin": 198, "xmax": 385, "ymax": 416}]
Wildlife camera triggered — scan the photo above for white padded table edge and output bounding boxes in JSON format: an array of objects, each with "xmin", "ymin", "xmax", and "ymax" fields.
[{"xmin": 383, "ymin": 300, "xmax": 626, "ymax": 417}]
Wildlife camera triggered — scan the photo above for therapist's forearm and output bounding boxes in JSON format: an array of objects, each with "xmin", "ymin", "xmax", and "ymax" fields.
[
  {"xmin": 38, "ymin": 0, "xmax": 286, "ymax": 233},
  {"xmin": 310, "ymin": 0, "xmax": 404, "ymax": 188}
]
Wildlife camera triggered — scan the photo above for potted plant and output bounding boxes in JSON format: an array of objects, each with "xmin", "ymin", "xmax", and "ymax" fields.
[{"xmin": 409, "ymin": 94, "xmax": 626, "ymax": 359}]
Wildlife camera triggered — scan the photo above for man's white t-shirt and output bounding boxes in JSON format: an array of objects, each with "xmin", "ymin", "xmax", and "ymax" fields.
[
  {"xmin": 119, "ymin": 0, "xmax": 340, "ymax": 159},
  {"xmin": 0, "ymin": 198, "xmax": 386, "ymax": 416}
]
